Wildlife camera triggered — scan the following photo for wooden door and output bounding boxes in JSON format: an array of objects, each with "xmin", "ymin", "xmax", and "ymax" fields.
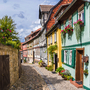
[
  {"xmin": 76, "ymin": 48, "xmax": 84, "ymax": 83},
  {"xmin": 0, "ymin": 55, "xmax": 10, "ymax": 90}
]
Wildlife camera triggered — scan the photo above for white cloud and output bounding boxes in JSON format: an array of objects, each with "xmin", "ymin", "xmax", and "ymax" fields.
[
  {"xmin": 34, "ymin": 19, "xmax": 40, "ymax": 24},
  {"xmin": 33, "ymin": 25, "xmax": 41, "ymax": 31}
]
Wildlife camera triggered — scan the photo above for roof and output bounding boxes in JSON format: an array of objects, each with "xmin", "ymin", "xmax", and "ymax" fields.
[
  {"xmin": 23, "ymin": 28, "xmax": 41, "ymax": 45},
  {"xmin": 39, "ymin": 5, "xmax": 54, "ymax": 12},
  {"xmin": 54, "ymin": 3, "xmax": 70, "ymax": 17},
  {"xmin": 25, "ymin": 28, "xmax": 41, "ymax": 39},
  {"xmin": 57, "ymin": 0, "xmax": 84, "ymax": 21},
  {"xmin": 39, "ymin": 5, "xmax": 54, "ymax": 19}
]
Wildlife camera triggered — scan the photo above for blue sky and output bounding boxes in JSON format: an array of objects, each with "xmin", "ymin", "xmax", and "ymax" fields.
[{"xmin": 0, "ymin": 0, "xmax": 60, "ymax": 42}]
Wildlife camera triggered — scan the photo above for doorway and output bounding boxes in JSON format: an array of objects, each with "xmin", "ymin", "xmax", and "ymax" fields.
[
  {"xmin": 55, "ymin": 53, "xmax": 58, "ymax": 71},
  {"xmin": 75, "ymin": 48, "xmax": 84, "ymax": 84}
]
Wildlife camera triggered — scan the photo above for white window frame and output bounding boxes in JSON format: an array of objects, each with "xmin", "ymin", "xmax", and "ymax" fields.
[
  {"xmin": 69, "ymin": 50, "xmax": 72, "ymax": 65},
  {"xmin": 64, "ymin": 50, "xmax": 67, "ymax": 63},
  {"xmin": 78, "ymin": 9, "xmax": 84, "ymax": 22}
]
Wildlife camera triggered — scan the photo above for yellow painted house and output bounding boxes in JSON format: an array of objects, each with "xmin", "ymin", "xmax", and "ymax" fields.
[{"xmin": 46, "ymin": 25, "xmax": 62, "ymax": 71}]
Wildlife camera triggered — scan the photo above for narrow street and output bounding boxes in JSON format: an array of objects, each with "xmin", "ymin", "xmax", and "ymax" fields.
[{"xmin": 10, "ymin": 63, "xmax": 85, "ymax": 90}]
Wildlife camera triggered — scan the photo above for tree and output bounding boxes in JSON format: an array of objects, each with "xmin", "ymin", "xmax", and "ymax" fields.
[{"xmin": 0, "ymin": 15, "xmax": 21, "ymax": 49}]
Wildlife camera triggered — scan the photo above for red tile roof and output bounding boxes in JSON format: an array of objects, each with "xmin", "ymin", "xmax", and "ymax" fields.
[{"xmin": 23, "ymin": 28, "xmax": 41, "ymax": 45}]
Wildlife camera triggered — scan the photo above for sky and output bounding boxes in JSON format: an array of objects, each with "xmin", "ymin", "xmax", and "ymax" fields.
[{"xmin": 0, "ymin": 0, "xmax": 60, "ymax": 42}]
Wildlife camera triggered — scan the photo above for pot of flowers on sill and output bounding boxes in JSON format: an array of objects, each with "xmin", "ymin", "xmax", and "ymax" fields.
[{"xmin": 83, "ymin": 69, "xmax": 88, "ymax": 76}]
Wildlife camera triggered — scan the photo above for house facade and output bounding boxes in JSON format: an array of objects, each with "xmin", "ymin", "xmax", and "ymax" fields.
[
  {"xmin": 46, "ymin": 0, "xmax": 73, "ymax": 71},
  {"xmin": 39, "ymin": 5, "xmax": 53, "ymax": 64},
  {"xmin": 22, "ymin": 28, "xmax": 41, "ymax": 63},
  {"xmin": 57, "ymin": 0, "xmax": 90, "ymax": 89}
]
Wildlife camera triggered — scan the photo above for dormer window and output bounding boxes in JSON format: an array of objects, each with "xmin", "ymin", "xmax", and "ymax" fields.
[
  {"xmin": 78, "ymin": 4, "xmax": 84, "ymax": 22},
  {"xmin": 69, "ymin": 15, "xmax": 72, "ymax": 26}
]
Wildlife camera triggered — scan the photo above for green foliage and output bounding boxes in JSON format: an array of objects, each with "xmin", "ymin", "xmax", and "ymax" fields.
[
  {"xmin": 0, "ymin": 15, "xmax": 21, "ymax": 49},
  {"xmin": 56, "ymin": 67, "xmax": 64, "ymax": 73},
  {"xmin": 47, "ymin": 44, "xmax": 57, "ymax": 67},
  {"xmin": 83, "ymin": 69, "xmax": 88, "ymax": 75},
  {"xmin": 60, "ymin": 70, "xmax": 71, "ymax": 76},
  {"xmin": 24, "ymin": 59, "xmax": 26, "ymax": 63},
  {"xmin": 74, "ymin": 23, "xmax": 81, "ymax": 42},
  {"xmin": 38, "ymin": 60, "xmax": 43, "ymax": 66},
  {"xmin": 45, "ymin": 65, "xmax": 53, "ymax": 71}
]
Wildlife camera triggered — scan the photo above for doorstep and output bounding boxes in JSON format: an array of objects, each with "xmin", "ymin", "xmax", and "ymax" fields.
[{"xmin": 70, "ymin": 80, "xmax": 83, "ymax": 88}]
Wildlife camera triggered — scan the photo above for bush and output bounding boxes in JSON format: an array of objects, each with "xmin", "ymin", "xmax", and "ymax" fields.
[
  {"xmin": 60, "ymin": 69, "xmax": 71, "ymax": 76},
  {"xmin": 38, "ymin": 60, "xmax": 43, "ymax": 66},
  {"xmin": 56, "ymin": 67, "xmax": 64, "ymax": 73},
  {"xmin": 45, "ymin": 65, "xmax": 53, "ymax": 71}
]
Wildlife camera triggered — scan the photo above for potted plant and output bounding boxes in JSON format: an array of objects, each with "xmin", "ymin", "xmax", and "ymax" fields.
[
  {"xmin": 56, "ymin": 67, "xmax": 64, "ymax": 75},
  {"xmin": 83, "ymin": 69, "xmax": 88, "ymax": 75}
]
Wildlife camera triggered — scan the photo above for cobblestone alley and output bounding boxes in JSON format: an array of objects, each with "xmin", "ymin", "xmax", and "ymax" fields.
[{"xmin": 9, "ymin": 63, "xmax": 85, "ymax": 90}]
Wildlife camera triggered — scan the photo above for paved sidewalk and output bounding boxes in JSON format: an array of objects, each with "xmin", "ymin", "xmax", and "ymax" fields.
[
  {"xmin": 30, "ymin": 63, "xmax": 85, "ymax": 90},
  {"xmin": 9, "ymin": 64, "xmax": 49, "ymax": 90}
]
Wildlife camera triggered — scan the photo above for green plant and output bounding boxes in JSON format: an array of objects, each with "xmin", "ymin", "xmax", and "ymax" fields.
[
  {"xmin": 47, "ymin": 44, "xmax": 58, "ymax": 68},
  {"xmin": 83, "ymin": 69, "xmax": 88, "ymax": 75},
  {"xmin": 73, "ymin": 19, "xmax": 84, "ymax": 42},
  {"xmin": 45, "ymin": 65, "xmax": 53, "ymax": 71},
  {"xmin": 38, "ymin": 60, "xmax": 43, "ymax": 66},
  {"xmin": 56, "ymin": 67, "xmax": 64, "ymax": 73},
  {"xmin": 24, "ymin": 59, "xmax": 26, "ymax": 63}
]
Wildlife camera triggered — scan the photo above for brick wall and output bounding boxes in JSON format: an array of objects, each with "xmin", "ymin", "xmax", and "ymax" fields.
[
  {"xmin": 0, "ymin": 43, "xmax": 19, "ymax": 86},
  {"xmin": 46, "ymin": 0, "xmax": 73, "ymax": 31}
]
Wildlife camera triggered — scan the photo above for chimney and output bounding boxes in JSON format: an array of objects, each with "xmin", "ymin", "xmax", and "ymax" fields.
[{"xmin": 31, "ymin": 31, "xmax": 33, "ymax": 34}]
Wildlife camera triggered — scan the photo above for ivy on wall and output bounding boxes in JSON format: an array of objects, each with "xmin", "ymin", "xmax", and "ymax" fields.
[{"xmin": 47, "ymin": 44, "xmax": 58, "ymax": 68}]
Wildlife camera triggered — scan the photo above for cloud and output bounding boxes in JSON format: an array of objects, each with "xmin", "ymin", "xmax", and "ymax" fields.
[
  {"xmin": 13, "ymin": 11, "xmax": 25, "ymax": 19},
  {"xmin": 34, "ymin": 19, "xmax": 40, "ymax": 24},
  {"xmin": 13, "ymin": 4, "xmax": 20, "ymax": 9},
  {"xmin": 41, "ymin": 0, "xmax": 56, "ymax": 5},
  {"xmin": 3, "ymin": 0, "xmax": 8, "ymax": 3},
  {"xmin": 33, "ymin": 25, "xmax": 41, "ymax": 31}
]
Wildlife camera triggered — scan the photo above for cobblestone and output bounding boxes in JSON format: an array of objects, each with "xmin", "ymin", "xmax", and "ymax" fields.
[{"xmin": 9, "ymin": 64, "xmax": 49, "ymax": 90}]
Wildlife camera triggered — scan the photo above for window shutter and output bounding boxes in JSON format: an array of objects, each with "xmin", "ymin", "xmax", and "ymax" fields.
[
  {"xmin": 72, "ymin": 50, "xmax": 76, "ymax": 68},
  {"xmin": 61, "ymin": 50, "xmax": 64, "ymax": 62},
  {"xmin": 77, "ymin": 10, "xmax": 78, "ymax": 20}
]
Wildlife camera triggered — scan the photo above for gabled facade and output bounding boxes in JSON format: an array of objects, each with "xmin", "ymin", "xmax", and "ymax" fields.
[
  {"xmin": 39, "ymin": 5, "xmax": 53, "ymax": 64},
  {"xmin": 22, "ymin": 28, "xmax": 41, "ymax": 63},
  {"xmin": 57, "ymin": 0, "xmax": 90, "ymax": 89},
  {"xmin": 46, "ymin": 0, "xmax": 73, "ymax": 71}
]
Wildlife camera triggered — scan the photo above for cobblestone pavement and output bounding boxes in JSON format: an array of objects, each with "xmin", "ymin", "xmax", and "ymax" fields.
[
  {"xmin": 10, "ymin": 63, "xmax": 86, "ymax": 90},
  {"xmin": 9, "ymin": 64, "xmax": 49, "ymax": 90},
  {"xmin": 30, "ymin": 63, "xmax": 85, "ymax": 90}
]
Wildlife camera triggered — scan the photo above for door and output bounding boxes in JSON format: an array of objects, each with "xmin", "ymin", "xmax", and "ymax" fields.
[
  {"xmin": 76, "ymin": 48, "xmax": 84, "ymax": 83},
  {"xmin": 0, "ymin": 55, "xmax": 10, "ymax": 90},
  {"xmin": 55, "ymin": 53, "xmax": 58, "ymax": 71}
]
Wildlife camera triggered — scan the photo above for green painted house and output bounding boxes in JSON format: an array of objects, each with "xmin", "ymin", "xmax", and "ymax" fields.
[{"xmin": 56, "ymin": 0, "xmax": 90, "ymax": 89}]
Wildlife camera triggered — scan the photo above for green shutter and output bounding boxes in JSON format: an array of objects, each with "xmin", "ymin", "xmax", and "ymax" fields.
[
  {"xmin": 61, "ymin": 50, "xmax": 64, "ymax": 63},
  {"xmin": 77, "ymin": 10, "xmax": 78, "ymax": 20},
  {"xmin": 72, "ymin": 50, "xmax": 76, "ymax": 68}
]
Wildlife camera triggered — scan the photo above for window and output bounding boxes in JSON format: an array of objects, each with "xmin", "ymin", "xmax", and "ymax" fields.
[
  {"xmin": 54, "ymin": 31, "xmax": 57, "ymax": 43},
  {"xmin": 51, "ymin": 35, "xmax": 52, "ymax": 44},
  {"xmin": 69, "ymin": 15, "xmax": 72, "ymax": 26},
  {"xmin": 78, "ymin": 4, "xmax": 84, "ymax": 22},
  {"xmin": 48, "ymin": 37, "xmax": 50, "ymax": 45},
  {"xmin": 64, "ymin": 50, "xmax": 67, "ymax": 63},
  {"xmin": 62, "ymin": 49, "xmax": 76, "ymax": 68},
  {"xmin": 69, "ymin": 50, "xmax": 72, "ymax": 65}
]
